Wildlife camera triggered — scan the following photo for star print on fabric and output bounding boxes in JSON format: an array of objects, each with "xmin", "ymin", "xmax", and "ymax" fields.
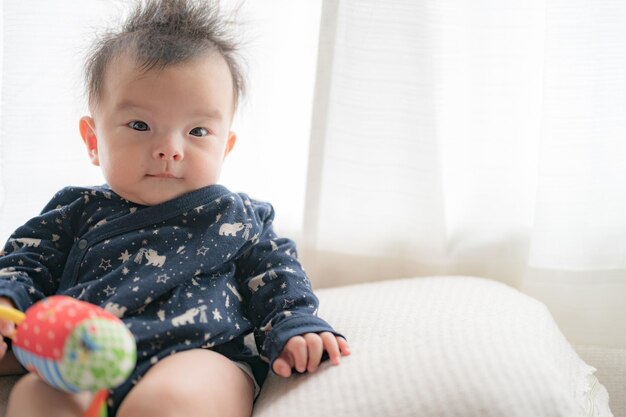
[
  {"xmin": 103, "ymin": 285, "xmax": 116, "ymax": 296},
  {"xmin": 157, "ymin": 310, "xmax": 166, "ymax": 321},
  {"xmin": 212, "ymin": 308, "xmax": 222, "ymax": 322},
  {"xmin": 283, "ymin": 299, "xmax": 295, "ymax": 309},
  {"xmin": 196, "ymin": 246, "xmax": 209, "ymax": 256},
  {"xmin": 99, "ymin": 259, "xmax": 112, "ymax": 271},
  {"xmin": 156, "ymin": 274, "xmax": 170, "ymax": 284},
  {"xmin": 122, "ymin": 267, "xmax": 130, "ymax": 275},
  {"xmin": 118, "ymin": 250, "xmax": 131, "ymax": 262},
  {"xmin": 284, "ymin": 267, "xmax": 296, "ymax": 273}
]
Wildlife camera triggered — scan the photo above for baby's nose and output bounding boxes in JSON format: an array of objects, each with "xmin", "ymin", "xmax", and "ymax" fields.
[
  {"xmin": 155, "ymin": 150, "xmax": 182, "ymax": 161},
  {"xmin": 153, "ymin": 137, "xmax": 184, "ymax": 161}
]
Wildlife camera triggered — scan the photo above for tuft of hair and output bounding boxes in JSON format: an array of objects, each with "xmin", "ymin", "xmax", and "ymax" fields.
[{"xmin": 84, "ymin": 0, "xmax": 245, "ymax": 111}]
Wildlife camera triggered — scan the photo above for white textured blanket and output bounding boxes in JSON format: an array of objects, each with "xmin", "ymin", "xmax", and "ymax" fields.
[{"xmin": 252, "ymin": 276, "xmax": 613, "ymax": 417}]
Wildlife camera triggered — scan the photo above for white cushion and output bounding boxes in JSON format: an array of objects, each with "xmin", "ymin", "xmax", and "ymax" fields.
[{"xmin": 252, "ymin": 276, "xmax": 613, "ymax": 417}]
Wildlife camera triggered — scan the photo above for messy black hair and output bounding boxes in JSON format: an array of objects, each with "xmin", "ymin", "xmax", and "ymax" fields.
[{"xmin": 84, "ymin": 0, "xmax": 245, "ymax": 111}]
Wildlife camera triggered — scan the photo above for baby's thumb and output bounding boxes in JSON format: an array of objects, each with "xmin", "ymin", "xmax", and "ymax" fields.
[{"xmin": 0, "ymin": 320, "xmax": 16, "ymax": 339}]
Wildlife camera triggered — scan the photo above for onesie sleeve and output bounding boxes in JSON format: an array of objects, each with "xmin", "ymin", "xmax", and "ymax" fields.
[
  {"xmin": 235, "ymin": 199, "xmax": 342, "ymax": 366},
  {"xmin": 0, "ymin": 187, "xmax": 81, "ymax": 311}
]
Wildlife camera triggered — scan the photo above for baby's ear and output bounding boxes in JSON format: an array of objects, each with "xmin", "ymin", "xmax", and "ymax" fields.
[
  {"xmin": 224, "ymin": 131, "xmax": 237, "ymax": 159},
  {"xmin": 79, "ymin": 116, "xmax": 99, "ymax": 166}
]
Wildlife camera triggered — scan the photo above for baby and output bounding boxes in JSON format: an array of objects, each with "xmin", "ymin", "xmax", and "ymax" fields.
[{"xmin": 0, "ymin": 1, "xmax": 349, "ymax": 416}]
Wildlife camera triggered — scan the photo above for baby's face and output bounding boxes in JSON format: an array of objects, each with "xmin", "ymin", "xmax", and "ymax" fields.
[{"xmin": 80, "ymin": 53, "xmax": 236, "ymax": 206}]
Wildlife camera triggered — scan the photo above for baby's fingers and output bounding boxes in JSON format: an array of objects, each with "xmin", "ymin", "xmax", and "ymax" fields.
[
  {"xmin": 0, "ymin": 320, "xmax": 15, "ymax": 339},
  {"xmin": 0, "ymin": 320, "xmax": 14, "ymax": 360},
  {"xmin": 287, "ymin": 336, "xmax": 308, "ymax": 373},
  {"xmin": 320, "ymin": 332, "xmax": 342, "ymax": 365},
  {"xmin": 0, "ymin": 340, "xmax": 8, "ymax": 358},
  {"xmin": 303, "ymin": 333, "xmax": 324, "ymax": 373},
  {"xmin": 273, "ymin": 335, "xmax": 308, "ymax": 377},
  {"xmin": 272, "ymin": 356, "xmax": 294, "ymax": 378},
  {"xmin": 337, "ymin": 336, "xmax": 351, "ymax": 356}
]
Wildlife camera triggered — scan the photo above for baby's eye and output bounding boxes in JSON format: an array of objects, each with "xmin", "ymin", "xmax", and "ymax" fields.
[
  {"xmin": 189, "ymin": 127, "xmax": 209, "ymax": 137},
  {"xmin": 128, "ymin": 121, "xmax": 150, "ymax": 131}
]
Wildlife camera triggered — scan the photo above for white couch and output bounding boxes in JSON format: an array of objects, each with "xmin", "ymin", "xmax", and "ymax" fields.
[{"xmin": 0, "ymin": 276, "xmax": 623, "ymax": 417}]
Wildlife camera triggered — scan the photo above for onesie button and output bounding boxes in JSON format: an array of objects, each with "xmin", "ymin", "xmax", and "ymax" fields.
[{"xmin": 78, "ymin": 239, "xmax": 88, "ymax": 250}]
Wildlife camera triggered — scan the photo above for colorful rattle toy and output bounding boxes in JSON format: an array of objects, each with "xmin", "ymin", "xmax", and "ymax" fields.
[{"xmin": 0, "ymin": 295, "xmax": 136, "ymax": 417}]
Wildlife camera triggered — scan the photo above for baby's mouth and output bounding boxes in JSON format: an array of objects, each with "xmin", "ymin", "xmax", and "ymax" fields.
[{"xmin": 148, "ymin": 172, "xmax": 180, "ymax": 179}]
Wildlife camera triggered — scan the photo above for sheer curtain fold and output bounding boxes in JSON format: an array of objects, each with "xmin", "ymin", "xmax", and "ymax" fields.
[
  {"xmin": 303, "ymin": 0, "xmax": 626, "ymax": 348},
  {"xmin": 304, "ymin": 0, "xmax": 448, "ymax": 278},
  {"xmin": 0, "ymin": 2, "xmax": 114, "ymax": 242},
  {"xmin": 524, "ymin": 0, "xmax": 626, "ymax": 348}
]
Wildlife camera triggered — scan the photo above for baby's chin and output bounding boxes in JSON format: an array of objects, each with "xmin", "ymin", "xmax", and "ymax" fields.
[{"xmin": 112, "ymin": 186, "xmax": 191, "ymax": 206}]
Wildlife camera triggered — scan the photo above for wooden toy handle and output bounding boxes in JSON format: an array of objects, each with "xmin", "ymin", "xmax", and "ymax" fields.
[
  {"xmin": 0, "ymin": 305, "xmax": 25, "ymax": 339},
  {"xmin": 84, "ymin": 389, "xmax": 109, "ymax": 417}
]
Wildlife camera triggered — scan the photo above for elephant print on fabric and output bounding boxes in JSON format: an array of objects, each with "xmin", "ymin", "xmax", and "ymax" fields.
[{"xmin": 219, "ymin": 222, "xmax": 244, "ymax": 237}]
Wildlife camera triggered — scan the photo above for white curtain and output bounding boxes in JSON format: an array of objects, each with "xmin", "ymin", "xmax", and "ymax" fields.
[{"xmin": 301, "ymin": 0, "xmax": 626, "ymax": 349}]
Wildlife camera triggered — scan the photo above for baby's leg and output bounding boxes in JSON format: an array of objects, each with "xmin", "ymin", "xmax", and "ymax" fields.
[
  {"xmin": 117, "ymin": 349, "xmax": 255, "ymax": 417},
  {"xmin": 6, "ymin": 373, "xmax": 93, "ymax": 417}
]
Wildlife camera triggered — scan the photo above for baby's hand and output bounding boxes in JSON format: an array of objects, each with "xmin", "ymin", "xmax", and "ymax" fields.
[
  {"xmin": 272, "ymin": 332, "xmax": 351, "ymax": 377},
  {"xmin": 0, "ymin": 297, "xmax": 17, "ymax": 360}
]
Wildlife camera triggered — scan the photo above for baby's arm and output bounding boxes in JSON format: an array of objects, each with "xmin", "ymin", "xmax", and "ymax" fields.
[
  {"xmin": 0, "ymin": 190, "xmax": 78, "ymax": 311},
  {"xmin": 236, "ymin": 197, "xmax": 348, "ymax": 374}
]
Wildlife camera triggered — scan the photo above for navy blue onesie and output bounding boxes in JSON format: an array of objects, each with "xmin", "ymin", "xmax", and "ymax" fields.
[{"xmin": 0, "ymin": 184, "xmax": 337, "ymax": 414}]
